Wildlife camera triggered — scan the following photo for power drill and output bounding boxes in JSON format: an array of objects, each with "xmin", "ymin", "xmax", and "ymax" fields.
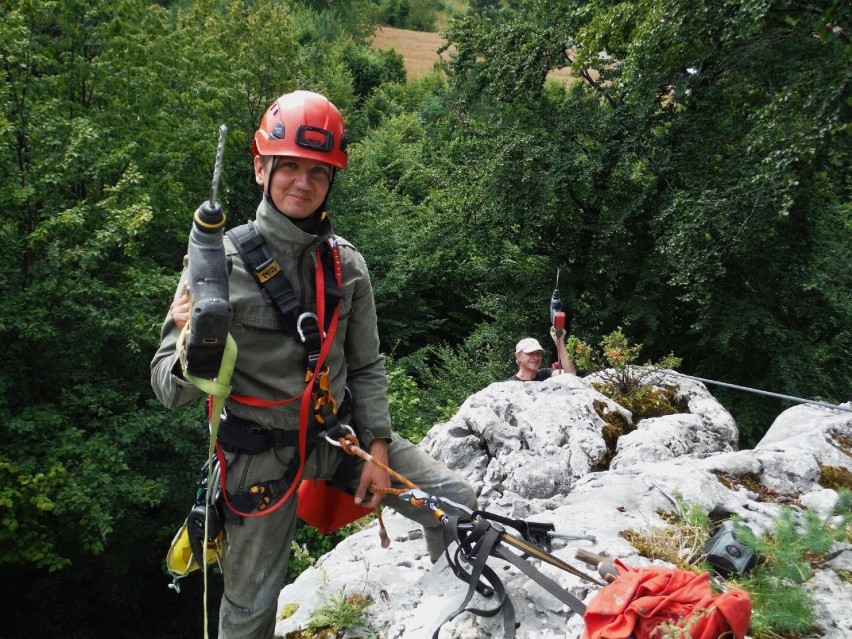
[
  {"xmin": 184, "ymin": 125, "xmax": 233, "ymax": 379},
  {"xmin": 550, "ymin": 268, "xmax": 567, "ymax": 338}
]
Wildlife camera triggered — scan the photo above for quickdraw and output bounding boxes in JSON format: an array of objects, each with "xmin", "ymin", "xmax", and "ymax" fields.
[
  {"xmin": 396, "ymin": 489, "xmax": 602, "ymax": 639},
  {"xmin": 310, "ymin": 364, "xmax": 338, "ymax": 426}
]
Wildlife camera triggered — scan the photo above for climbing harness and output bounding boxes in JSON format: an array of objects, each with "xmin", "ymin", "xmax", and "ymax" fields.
[
  {"xmin": 168, "ymin": 223, "xmax": 350, "ymax": 572},
  {"xmin": 167, "ymin": 219, "xmax": 343, "ymax": 636},
  {"xmin": 213, "ymin": 227, "xmax": 345, "ymax": 521},
  {"xmin": 167, "ymin": 229, "xmax": 342, "ymax": 637}
]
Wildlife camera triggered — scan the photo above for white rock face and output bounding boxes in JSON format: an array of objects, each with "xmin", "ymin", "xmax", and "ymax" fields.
[{"xmin": 275, "ymin": 381, "xmax": 852, "ymax": 638}]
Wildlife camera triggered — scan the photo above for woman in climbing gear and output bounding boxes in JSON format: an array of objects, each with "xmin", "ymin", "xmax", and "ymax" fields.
[{"xmin": 151, "ymin": 90, "xmax": 477, "ymax": 639}]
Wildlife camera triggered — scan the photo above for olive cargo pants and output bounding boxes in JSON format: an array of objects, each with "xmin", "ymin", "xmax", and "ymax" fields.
[{"xmin": 217, "ymin": 432, "xmax": 477, "ymax": 638}]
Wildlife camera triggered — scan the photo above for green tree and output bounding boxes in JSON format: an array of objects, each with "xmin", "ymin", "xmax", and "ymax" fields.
[
  {"xmin": 0, "ymin": 0, "xmax": 364, "ymax": 635},
  {"xmin": 573, "ymin": 0, "xmax": 851, "ymax": 441},
  {"xmin": 431, "ymin": 0, "xmax": 851, "ymax": 441}
]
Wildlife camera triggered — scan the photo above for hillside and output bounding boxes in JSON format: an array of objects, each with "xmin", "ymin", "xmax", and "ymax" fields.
[
  {"xmin": 275, "ymin": 377, "xmax": 852, "ymax": 638},
  {"xmin": 370, "ymin": 26, "xmax": 451, "ymax": 78},
  {"xmin": 370, "ymin": 26, "xmax": 575, "ymax": 84}
]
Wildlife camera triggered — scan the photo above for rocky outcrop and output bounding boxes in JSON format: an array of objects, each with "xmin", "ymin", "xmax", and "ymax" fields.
[{"xmin": 275, "ymin": 373, "xmax": 852, "ymax": 638}]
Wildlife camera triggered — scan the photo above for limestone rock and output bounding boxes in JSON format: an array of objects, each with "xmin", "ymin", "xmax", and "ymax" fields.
[{"xmin": 275, "ymin": 381, "xmax": 852, "ymax": 638}]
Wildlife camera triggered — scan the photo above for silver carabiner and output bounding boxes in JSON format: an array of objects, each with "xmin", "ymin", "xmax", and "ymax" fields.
[
  {"xmin": 322, "ymin": 423, "xmax": 355, "ymax": 447},
  {"xmin": 208, "ymin": 456, "xmax": 222, "ymax": 506},
  {"xmin": 296, "ymin": 312, "xmax": 319, "ymax": 343}
]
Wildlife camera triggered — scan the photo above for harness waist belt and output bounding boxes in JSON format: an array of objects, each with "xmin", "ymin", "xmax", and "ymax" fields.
[{"xmin": 218, "ymin": 412, "xmax": 299, "ymax": 454}]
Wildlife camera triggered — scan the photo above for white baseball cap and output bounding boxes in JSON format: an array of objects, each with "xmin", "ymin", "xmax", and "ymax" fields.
[{"xmin": 515, "ymin": 337, "xmax": 545, "ymax": 354}]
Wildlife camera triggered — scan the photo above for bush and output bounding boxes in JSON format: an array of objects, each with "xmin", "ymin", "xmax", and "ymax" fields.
[
  {"xmin": 625, "ymin": 494, "xmax": 852, "ymax": 638},
  {"xmin": 730, "ymin": 499, "xmax": 852, "ymax": 638},
  {"xmin": 386, "ymin": 361, "xmax": 430, "ymax": 442},
  {"xmin": 568, "ymin": 327, "xmax": 685, "ymax": 420}
]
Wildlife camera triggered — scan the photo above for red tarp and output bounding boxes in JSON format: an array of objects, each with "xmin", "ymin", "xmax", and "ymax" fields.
[{"xmin": 583, "ymin": 559, "xmax": 752, "ymax": 639}]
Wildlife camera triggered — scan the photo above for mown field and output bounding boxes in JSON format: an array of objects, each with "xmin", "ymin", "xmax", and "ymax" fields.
[
  {"xmin": 370, "ymin": 26, "xmax": 452, "ymax": 78},
  {"xmin": 370, "ymin": 26, "xmax": 576, "ymax": 84}
]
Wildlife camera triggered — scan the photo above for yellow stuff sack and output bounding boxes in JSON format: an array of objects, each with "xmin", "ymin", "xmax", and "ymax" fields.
[{"xmin": 166, "ymin": 519, "xmax": 220, "ymax": 587}]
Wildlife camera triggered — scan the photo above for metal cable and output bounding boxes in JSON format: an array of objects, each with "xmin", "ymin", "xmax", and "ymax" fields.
[{"xmin": 660, "ymin": 371, "xmax": 852, "ymax": 414}]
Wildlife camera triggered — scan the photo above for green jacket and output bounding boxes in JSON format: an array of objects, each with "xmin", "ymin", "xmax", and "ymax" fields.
[{"xmin": 150, "ymin": 198, "xmax": 392, "ymax": 451}]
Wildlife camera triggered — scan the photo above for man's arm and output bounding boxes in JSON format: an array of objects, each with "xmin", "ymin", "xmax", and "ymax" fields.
[{"xmin": 551, "ymin": 326, "xmax": 577, "ymax": 375}]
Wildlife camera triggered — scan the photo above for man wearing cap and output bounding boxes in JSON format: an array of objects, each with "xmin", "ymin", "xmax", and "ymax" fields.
[{"xmin": 510, "ymin": 332, "xmax": 576, "ymax": 381}]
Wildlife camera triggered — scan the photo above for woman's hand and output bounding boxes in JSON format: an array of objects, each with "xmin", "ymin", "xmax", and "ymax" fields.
[
  {"xmin": 169, "ymin": 283, "xmax": 191, "ymax": 331},
  {"xmin": 355, "ymin": 439, "xmax": 391, "ymax": 509}
]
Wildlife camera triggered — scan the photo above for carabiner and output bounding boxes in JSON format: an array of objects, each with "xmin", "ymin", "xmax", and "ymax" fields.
[
  {"xmin": 296, "ymin": 312, "xmax": 320, "ymax": 343},
  {"xmin": 321, "ymin": 423, "xmax": 356, "ymax": 447}
]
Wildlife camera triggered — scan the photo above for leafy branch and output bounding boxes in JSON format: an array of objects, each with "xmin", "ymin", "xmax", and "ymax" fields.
[{"xmin": 568, "ymin": 327, "xmax": 685, "ymax": 419}]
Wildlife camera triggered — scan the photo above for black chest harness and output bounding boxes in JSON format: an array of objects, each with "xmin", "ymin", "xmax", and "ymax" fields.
[{"xmin": 227, "ymin": 220, "xmax": 343, "ymax": 369}]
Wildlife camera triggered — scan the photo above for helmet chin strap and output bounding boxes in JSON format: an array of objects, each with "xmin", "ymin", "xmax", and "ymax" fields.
[{"xmin": 261, "ymin": 156, "xmax": 276, "ymax": 198}]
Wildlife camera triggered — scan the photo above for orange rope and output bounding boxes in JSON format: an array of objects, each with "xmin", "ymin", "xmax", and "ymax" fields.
[
  {"xmin": 337, "ymin": 435, "xmax": 418, "ymax": 491},
  {"xmin": 335, "ymin": 431, "xmax": 602, "ymax": 585},
  {"xmin": 330, "ymin": 434, "xmax": 425, "ymax": 548},
  {"xmin": 335, "ymin": 434, "xmax": 429, "ymax": 510}
]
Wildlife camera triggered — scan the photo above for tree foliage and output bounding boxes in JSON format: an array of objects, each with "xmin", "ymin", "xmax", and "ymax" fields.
[
  {"xmin": 0, "ymin": 0, "xmax": 367, "ymax": 635},
  {"xmin": 0, "ymin": 0, "xmax": 849, "ymax": 635},
  {"xmin": 430, "ymin": 0, "xmax": 850, "ymax": 441}
]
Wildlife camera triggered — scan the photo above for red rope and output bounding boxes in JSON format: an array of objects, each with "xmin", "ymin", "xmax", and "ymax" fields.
[{"xmin": 215, "ymin": 240, "xmax": 342, "ymax": 519}]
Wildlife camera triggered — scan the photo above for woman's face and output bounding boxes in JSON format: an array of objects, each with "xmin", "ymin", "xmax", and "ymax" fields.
[{"xmin": 254, "ymin": 155, "xmax": 332, "ymax": 218}]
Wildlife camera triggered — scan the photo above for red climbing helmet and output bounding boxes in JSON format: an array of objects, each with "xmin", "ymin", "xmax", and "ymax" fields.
[{"xmin": 251, "ymin": 90, "xmax": 348, "ymax": 170}]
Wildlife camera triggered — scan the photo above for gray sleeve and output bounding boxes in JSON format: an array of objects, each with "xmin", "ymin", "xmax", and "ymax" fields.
[{"xmin": 343, "ymin": 253, "xmax": 392, "ymax": 448}]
